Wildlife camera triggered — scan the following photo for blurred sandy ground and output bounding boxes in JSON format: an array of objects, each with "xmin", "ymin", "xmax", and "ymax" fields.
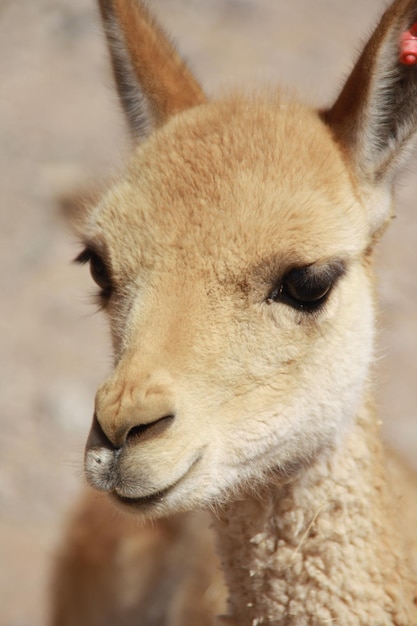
[{"xmin": 0, "ymin": 0, "xmax": 416, "ymax": 624}]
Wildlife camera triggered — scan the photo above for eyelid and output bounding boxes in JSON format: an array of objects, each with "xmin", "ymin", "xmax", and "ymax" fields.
[
  {"xmin": 282, "ymin": 259, "xmax": 346, "ymax": 288},
  {"xmin": 74, "ymin": 239, "xmax": 108, "ymax": 263},
  {"xmin": 74, "ymin": 248, "xmax": 92, "ymax": 265},
  {"xmin": 307, "ymin": 259, "xmax": 346, "ymax": 283}
]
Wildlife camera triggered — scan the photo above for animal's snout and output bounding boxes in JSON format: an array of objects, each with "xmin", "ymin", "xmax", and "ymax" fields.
[
  {"xmin": 86, "ymin": 409, "xmax": 175, "ymax": 452},
  {"xmin": 90, "ymin": 367, "xmax": 177, "ymax": 449},
  {"xmin": 84, "ymin": 416, "xmax": 119, "ymax": 492},
  {"xmin": 86, "ymin": 413, "xmax": 117, "ymax": 451},
  {"xmin": 84, "ymin": 368, "xmax": 177, "ymax": 493},
  {"xmin": 124, "ymin": 413, "xmax": 175, "ymax": 445}
]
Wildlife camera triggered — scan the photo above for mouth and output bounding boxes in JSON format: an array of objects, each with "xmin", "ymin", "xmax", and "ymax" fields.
[{"xmin": 111, "ymin": 454, "xmax": 202, "ymax": 510}]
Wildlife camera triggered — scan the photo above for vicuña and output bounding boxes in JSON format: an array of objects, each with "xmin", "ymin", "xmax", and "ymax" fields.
[{"xmin": 52, "ymin": 1, "xmax": 417, "ymax": 624}]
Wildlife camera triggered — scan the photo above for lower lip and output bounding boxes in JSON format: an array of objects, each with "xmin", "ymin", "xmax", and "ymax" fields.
[{"xmin": 112, "ymin": 483, "xmax": 173, "ymax": 508}]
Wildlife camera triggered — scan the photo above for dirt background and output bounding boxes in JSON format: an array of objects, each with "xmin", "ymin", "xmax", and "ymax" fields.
[{"xmin": 1, "ymin": 1, "xmax": 416, "ymax": 624}]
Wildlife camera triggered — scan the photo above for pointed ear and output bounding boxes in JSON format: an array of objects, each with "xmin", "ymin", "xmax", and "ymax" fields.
[
  {"xmin": 324, "ymin": 0, "xmax": 417, "ymax": 229},
  {"xmin": 98, "ymin": 0, "xmax": 207, "ymax": 139}
]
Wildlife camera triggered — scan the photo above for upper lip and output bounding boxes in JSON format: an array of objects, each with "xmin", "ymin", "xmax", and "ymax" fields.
[{"xmin": 112, "ymin": 454, "xmax": 202, "ymax": 507}]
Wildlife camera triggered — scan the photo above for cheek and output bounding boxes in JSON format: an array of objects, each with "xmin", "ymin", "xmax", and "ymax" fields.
[
  {"xmin": 285, "ymin": 276, "xmax": 375, "ymax": 442},
  {"xmin": 211, "ymin": 275, "xmax": 375, "ymax": 469}
]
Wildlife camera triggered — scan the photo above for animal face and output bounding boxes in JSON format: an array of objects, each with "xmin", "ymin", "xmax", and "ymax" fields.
[
  {"xmin": 82, "ymin": 97, "xmax": 374, "ymax": 517},
  {"xmin": 81, "ymin": 0, "xmax": 417, "ymax": 519}
]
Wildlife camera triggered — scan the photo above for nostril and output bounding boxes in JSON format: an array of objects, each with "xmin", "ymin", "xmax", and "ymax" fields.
[
  {"xmin": 87, "ymin": 414, "xmax": 119, "ymax": 451},
  {"xmin": 126, "ymin": 414, "xmax": 175, "ymax": 445}
]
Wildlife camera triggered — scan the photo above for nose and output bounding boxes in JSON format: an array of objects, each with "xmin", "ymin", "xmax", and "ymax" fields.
[{"xmin": 91, "ymin": 369, "xmax": 176, "ymax": 448}]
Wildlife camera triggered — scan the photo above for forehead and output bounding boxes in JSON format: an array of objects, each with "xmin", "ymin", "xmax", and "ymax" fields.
[{"xmin": 89, "ymin": 95, "xmax": 368, "ymax": 273}]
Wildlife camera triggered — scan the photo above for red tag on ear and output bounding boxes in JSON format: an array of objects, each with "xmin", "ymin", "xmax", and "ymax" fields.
[{"xmin": 400, "ymin": 23, "xmax": 417, "ymax": 65}]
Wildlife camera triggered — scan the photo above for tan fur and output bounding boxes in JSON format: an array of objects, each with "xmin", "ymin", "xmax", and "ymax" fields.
[
  {"xmin": 52, "ymin": 1, "xmax": 417, "ymax": 624},
  {"xmin": 98, "ymin": 0, "xmax": 206, "ymax": 137}
]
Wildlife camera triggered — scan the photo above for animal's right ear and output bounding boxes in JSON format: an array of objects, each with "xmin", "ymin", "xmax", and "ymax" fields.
[
  {"xmin": 98, "ymin": 0, "xmax": 207, "ymax": 140},
  {"xmin": 324, "ymin": 0, "xmax": 417, "ymax": 233}
]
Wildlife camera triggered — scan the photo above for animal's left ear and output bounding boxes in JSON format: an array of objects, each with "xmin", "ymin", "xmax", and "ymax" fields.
[{"xmin": 324, "ymin": 0, "xmax": 417, "ymax": 232}]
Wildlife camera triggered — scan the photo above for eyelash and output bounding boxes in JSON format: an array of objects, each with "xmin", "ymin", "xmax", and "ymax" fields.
[
  {"xmin": 75, "ymin": 248, "xmax": 113, "ymax": 301},
  {"xmin": 267, "ymin": 262, "xmax": 345, "ymax": 313}
]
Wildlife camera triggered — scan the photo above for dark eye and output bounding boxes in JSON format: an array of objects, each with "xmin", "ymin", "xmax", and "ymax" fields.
[
  {"xmin": 75, "ymin": 248, "xmax": 113, "ymax": 298},
  {"xmin": 268, "ymin": 263, "xmax": 344, "ymax": 312}
]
